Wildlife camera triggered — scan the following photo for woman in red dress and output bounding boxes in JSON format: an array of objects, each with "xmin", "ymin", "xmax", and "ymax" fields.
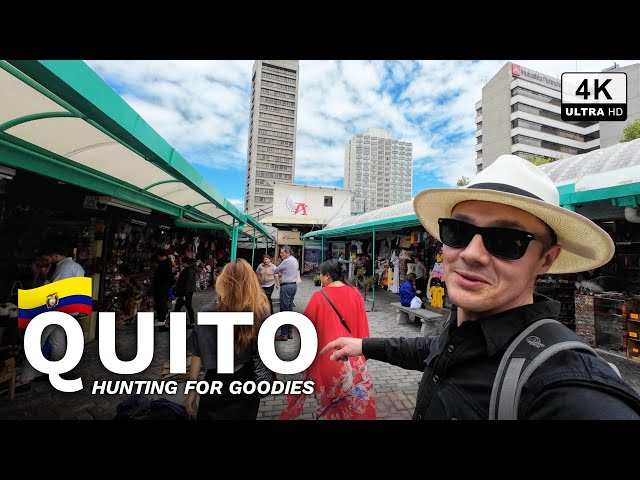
[{"xmin": 279, "ymin": 259, "xmax": 376, "ymax": 420}]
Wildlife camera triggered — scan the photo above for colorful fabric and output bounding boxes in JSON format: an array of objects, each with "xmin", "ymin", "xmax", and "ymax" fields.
[
  {"xmin": 429, "ymin": 286, "xmax": 445, "ymax": 308},
  {"xmin": 18, "ymin": 277, "xmax": 92, "ymax": 328},
  {"xmin": 279, "ymin": 285, "xmax": 376, "ymax": 420}
]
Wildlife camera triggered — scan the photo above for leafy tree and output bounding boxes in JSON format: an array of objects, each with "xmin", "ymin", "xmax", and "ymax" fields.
[
  {"xmin": 525, "ymin": 154, "xmax": 559, "ymax": 166},
  {"xmin": 620, "ymin": 119, "xmax": 640, "ymax": 142},
  {"xmin": 456, "ymin": 176, "xmax": 470, "ymax": 187}
]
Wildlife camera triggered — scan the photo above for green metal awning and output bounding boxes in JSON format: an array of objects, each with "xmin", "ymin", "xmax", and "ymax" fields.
[
  {"xmin": 302, "ymin": 200, "xmax": 421, "ymax": 239},
  {"xmin": 0, "ymin": 60, "xmax": 272, "ymax": 244}
]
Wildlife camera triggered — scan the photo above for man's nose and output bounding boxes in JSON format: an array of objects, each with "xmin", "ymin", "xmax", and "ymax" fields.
[{"xmin": 459, "ymin": 234, "xmax": 491, "ymax": 263}]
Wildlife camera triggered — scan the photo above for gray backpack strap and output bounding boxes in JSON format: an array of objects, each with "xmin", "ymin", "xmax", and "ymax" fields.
[{"xmin": 489, "ymin": 318, "xmax": 600, "ymax": 420}]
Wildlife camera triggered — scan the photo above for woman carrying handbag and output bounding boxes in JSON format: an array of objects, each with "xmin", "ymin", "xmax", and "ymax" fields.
[{"xmin": 279, "ymin": 259, "xmax": 376, "ymax": 420}]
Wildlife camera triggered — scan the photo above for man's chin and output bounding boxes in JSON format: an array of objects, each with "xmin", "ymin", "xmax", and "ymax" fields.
[{"xmin": 448, "ymin": 289, "xmax": 492, "ymax": 311}]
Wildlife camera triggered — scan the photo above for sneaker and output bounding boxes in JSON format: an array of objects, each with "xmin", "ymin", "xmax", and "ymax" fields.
[{"xmin": 275, "ymin": 335, "xmax": 288, "ymax": 341}]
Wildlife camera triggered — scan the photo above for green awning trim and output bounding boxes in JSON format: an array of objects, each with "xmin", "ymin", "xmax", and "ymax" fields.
[
  {"xmin": 0, "ymin": 111, "xmax": 81, "ymax": 132},
  {"xmin": 302, "ymin": 214, "xmax": 421, "ymax": 239},
  {"xmin": 5, "ymin": 60, "xmax": 247, "ymax": 224},
  {"xmin": 173, "ymin": 219, "xmax": 231, "ymax": 235},
  {"xmin": 1, "ymin": 60, "xmax": 273, "ymax": 243},
  {"xmin": 559, "ymin": 183, "xmax": 640, "ymax": 207},
  {"xmin": 142, "ymin": 179, "xmax": 181, "ymax": 191}
]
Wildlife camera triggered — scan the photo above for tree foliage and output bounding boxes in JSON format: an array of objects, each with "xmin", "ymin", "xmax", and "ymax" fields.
[
  {"xmin": 456, "ymin": 176, "xmax": 470, "ymax": 187},
  {"xmin": 525, "ymin": 154, "xmax": 559, "ymax": 166},
  {"xmin": 620, "ymin": 119, "xmax": 640, "ymax": 142}
]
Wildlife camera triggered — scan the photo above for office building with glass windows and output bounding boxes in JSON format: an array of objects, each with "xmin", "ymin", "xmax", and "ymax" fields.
[
  {"xmin": 344, "ymin": 128, "xmax": 412, "ymax": 213},
  {"xmin": 475, "ymin": 62, "xmax": 640, "ymax": 172},
  {"xmin": 245, "ymin": 60, "xmax": 299, "ymax": 214}
]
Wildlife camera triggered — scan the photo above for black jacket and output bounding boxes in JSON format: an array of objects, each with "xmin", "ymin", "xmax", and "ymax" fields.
[
  {"xmin": 152, "ymin": 259, "xmax": 173, "ymax": 298},
  {"xmin": 363, "ymin": 294, "xmax": 640, "ymax": 420},
  {"xmin": 175, "ymin": 264, "xmax": 198, "ymax": 296}
]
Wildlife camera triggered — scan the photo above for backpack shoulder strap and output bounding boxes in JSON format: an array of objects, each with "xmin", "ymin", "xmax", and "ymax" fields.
[{"xmin": 489, "ymin": 318, "xmax": 600, "ymax": 420}]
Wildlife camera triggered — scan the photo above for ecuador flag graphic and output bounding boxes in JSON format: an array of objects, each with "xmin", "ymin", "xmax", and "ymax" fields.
[{"xmin": 18, "ymin": 277, "xmax": 93, "ymax": 328}]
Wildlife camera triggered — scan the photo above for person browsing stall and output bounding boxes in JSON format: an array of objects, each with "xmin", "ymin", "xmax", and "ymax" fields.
[
  {"xmin": 273, "ymin": 245, "xmax": 299, "ymax": 341},
  {"xmin": 256, "ymin": 255, "xmax": 279, "ymax": 316},
  {"xmin": 399, "ymin": 272, "xmax": 421, "ymax": 308}
]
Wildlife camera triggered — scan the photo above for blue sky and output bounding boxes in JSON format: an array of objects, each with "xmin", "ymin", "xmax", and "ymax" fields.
[{"xmin": 85, "ymin": 60, "xmax": 638, "ymax": 211}]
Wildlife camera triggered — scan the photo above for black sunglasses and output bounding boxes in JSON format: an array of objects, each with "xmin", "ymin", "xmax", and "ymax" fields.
[{"xmin": 438, "ymin": 218, "xmax": 538, "ymax": 260}]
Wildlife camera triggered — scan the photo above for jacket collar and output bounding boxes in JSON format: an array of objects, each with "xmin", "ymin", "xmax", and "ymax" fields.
[{"xmin": 446, "ymin": 294, "xmax": 560, "ymax": 357}]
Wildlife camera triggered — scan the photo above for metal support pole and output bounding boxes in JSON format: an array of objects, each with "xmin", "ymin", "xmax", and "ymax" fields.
[
  {"xmin": 251, "ymin": 226, "xmax": 256, "ymax": 268},
  {"xmin": 321, "ymin": 236, "xmax": 325, "ymax": 262},
  {"xmin": 372, "ymin": 227, "xmax": 376, "ymax": 312},
  {"xmin": 230, "ymin": 219, "xmax": 239, "ymax": 261}
]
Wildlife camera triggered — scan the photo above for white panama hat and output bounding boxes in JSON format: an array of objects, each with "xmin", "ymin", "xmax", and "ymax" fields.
[{"xmin": 413, "ymin": 155, "xmax": 614, "ymax": 274}]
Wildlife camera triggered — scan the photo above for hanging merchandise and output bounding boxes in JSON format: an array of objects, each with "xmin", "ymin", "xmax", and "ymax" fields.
[
  {"xmin": 426, "ymin": 243, "xmax": 445, "ymax": 306},
  {"xmin": 400, "ymin": 235, "xmax": 412, "ymax": 249},
  {"xmin": 193, "ymin": 236, "xmax": 200, "ymax": 255},
  {"xmin": 399, "ymin": 249, "xmax": 413, "ymax": 261},
  {"xmin": 429, "ymin": 278, "xmax": 445, "ymax": 308},
  {"xmin": 378, "ymin": 239, "xmax": 390, "ymax": 259},
  {"xmin": 406, "ymin": 262, "xmax": 417, "ymax": 276}
]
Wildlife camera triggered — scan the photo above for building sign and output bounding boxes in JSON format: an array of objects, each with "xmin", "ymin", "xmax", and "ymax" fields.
[
  {"xmin": 512, "ymin": 63, "xmax": 561, "ymax": 90},
  {"xmin": 285, "ymin": 194, "xmax": 308, "ymax": 216},
  {"xmin": 277, "ymin": 230, "xmax": 302, "ymax": 245}
]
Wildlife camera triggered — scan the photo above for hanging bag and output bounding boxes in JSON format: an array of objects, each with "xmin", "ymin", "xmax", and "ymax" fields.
[{"xmin": 320, "ymin": 290, "xmax": 351, "ymax": 334}]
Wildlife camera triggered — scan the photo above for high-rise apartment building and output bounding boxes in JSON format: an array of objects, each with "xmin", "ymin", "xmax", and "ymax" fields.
[
  {"xmin": 344, "ymin": 128, "xmax": 412, "ymax": 213},
  {"xmin": 475, "ymin": 62, "xmax": 640, "ymax": 172},
  {"xmin": 245, "ymin": 60, "xmax": 300, "ymax": 214}
]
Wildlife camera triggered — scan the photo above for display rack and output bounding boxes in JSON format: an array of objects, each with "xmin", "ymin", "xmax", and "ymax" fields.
[
  {"xmin": 535, "ymin": 275, "xmax": 577, "ymax": 330},
  {"xmin": 593, "ymin": 293, "xmax": 626, "ymax": 352}
]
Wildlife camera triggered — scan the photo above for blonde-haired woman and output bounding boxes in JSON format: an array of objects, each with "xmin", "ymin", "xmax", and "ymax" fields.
[{"xmin": 185, "ymin": 258, "xmax": 271, "ymax": 420}]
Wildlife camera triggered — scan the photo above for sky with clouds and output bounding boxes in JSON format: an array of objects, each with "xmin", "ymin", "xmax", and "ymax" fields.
[{"xmin": 85, "ymin": 60, "xmax": 638, "ymax": 211}]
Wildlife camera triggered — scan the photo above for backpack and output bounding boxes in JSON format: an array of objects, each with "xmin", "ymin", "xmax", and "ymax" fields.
[{"xmin": 489, "ymin": 318, "xmax": 623, "ymax": 420}]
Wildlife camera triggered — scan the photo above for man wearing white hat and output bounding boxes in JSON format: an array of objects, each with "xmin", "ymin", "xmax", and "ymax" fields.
[{"xmin": 321, "ymin": 155, "xmax": 640, "ymax": 420}]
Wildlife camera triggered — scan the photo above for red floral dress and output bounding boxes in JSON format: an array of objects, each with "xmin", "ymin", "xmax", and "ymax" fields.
[{"xmin": 279, "ymin": 285, "xmax": 376, "ymax": 420}]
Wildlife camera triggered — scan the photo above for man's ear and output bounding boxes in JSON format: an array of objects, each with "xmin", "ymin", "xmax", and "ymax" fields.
[{"xmin": 538, "ymin": 244, "xmax": 562, "ymax": 275}]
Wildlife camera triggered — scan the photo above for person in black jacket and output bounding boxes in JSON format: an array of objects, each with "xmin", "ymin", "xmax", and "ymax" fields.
[
  {"xmin": 174, "ymin": 256, "xmax": 198, "ymax": 327},
  {"xmin": 321, "ymin": 155, "xmax": 640, "ymax": 420},
  {"xmin": 153, "ymin": 249, "xmax": 173, "ymax": 328}
]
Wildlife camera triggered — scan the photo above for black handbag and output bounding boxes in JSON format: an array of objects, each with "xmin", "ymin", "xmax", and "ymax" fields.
[{"xmin": 252, "ymin": 340, "xmax": 276, "ymax": 398}]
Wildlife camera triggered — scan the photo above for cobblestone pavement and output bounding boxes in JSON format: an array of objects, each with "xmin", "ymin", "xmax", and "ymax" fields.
[{"xmin": 2, "ymin": 277, "xmax": 639, "ymax": 420}]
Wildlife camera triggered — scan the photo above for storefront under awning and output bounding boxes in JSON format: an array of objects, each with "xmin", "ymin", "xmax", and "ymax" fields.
[{"xmin": 0, "ymin": 60, "xmax": 272, "ymax": 259}]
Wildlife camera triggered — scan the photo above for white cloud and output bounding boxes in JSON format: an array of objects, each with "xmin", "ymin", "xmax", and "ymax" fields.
[
  {"xmin": 228, "ymin": 198, "xmax": 245, "ymax": 209},
  {"xmin": 86, "ymin": 59, "xmax": 640, "ymax": 199}
]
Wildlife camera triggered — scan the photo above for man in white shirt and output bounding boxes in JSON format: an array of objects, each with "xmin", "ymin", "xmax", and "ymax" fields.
[
  {"xmin": 17, "ymin": 241, "xmax": 85, "ymax": 389},
  {"xmin": 273, "ymin": 246, "xmax": 299, "ymax": 341}
]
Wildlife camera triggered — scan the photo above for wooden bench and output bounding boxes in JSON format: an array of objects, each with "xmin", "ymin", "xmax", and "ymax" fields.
[{"xmin": 390, "ymin": 302, "xmax": 444, "ymax": 336}]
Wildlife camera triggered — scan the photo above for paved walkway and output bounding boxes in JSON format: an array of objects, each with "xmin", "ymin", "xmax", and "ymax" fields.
[{"xmin": 2, "ymin": 277, "xmax": 640, "ymax": 420}]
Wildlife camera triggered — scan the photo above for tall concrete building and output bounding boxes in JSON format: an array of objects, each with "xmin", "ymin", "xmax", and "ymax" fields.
[
  {"xmin": 475, "ymin": 62, "xmax": 640, "ymax": 172},
  {"xmin": 344, "ymin": 128, "xmax": 412, "ymax": 213},
  {"xmin": 600, "ymin": 63, "xmax": 640, "ymax": 148},
  {"xmin": 245, "ymin": 60, "xmax": 300, "ymax": 214}
]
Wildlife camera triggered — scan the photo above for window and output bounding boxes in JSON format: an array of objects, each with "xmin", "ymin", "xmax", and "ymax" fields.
[{"xmin": 324, "ymin": 196, "xmax": 333, "ymax": 207}]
